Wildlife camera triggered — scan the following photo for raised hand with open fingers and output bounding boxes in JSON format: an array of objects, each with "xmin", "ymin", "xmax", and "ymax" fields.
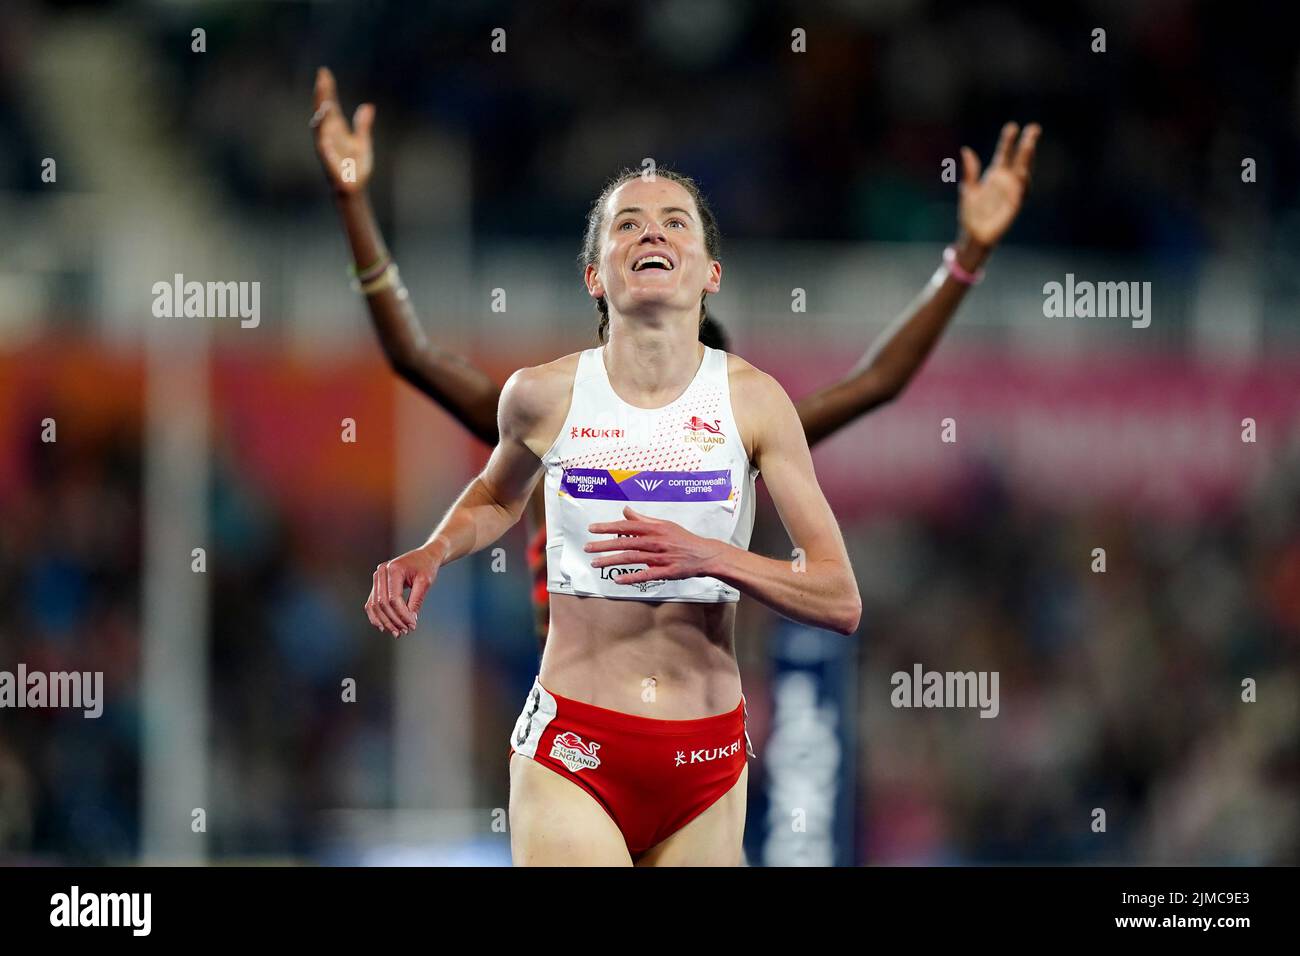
[
  {"xmin": 310, "ymin": 66, "xmax": 375, "ymax": 195},
  {"xmin": 958, "ymin": 122, "xmax": 1042, "ymax": 249}
]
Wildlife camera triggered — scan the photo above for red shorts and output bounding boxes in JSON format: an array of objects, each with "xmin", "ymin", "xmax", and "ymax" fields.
[{"xmin": 509, "ymin": 678, "xmax": 753, "ymax": 858}]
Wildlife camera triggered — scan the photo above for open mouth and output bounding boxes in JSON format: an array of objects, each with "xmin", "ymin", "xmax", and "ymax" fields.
[{"xmin": 631, "ymin": 254, "xmax": 674, "ymax": 272}]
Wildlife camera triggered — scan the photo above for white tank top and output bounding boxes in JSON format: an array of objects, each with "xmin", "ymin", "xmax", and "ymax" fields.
[{"xmin": 540, "ymin": 344, "xmax": 759, "ymax": 603}]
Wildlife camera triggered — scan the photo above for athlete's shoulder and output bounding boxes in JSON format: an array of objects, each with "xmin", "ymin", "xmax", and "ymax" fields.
[
  {"xmin": 723, "ymin": 352, "xmax": 788, "ymax": 406},
  {"xmin": 722, "ymin": 352, "xmax": 793, "ymax": 462},
  {"xmin": 504, "ymin": 351, "xmax": 584, "ymax": 409},
  {"xmin": 500, "ymin": 351, "xmax": 583, "ymax": 439}
]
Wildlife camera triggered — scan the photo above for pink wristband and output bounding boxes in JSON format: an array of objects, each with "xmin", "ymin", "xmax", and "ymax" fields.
[{"xmin": 943, "ymin": 245, "xmax": 985, "ymax": 285}]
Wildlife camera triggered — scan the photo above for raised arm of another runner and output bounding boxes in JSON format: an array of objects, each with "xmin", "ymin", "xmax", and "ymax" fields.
[
  {"xmin": 311, "ymin": 66, "xmax": 500, "ymax": 445},
  {"xmin": 796, "ymin": 122, "xmax": 1041, "ymax": 447}
]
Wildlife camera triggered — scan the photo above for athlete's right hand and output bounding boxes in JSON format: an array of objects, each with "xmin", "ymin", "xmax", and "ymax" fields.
[
  {"xmin": 310, "ymin": 66, "xmax": 374, "ymax": 196},
  {"xmin": 365, "ymin": 545, "xmax": 439, "ymax": 637}
]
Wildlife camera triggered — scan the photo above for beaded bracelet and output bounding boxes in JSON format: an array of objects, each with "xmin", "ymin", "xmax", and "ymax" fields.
[
  {"xmin": 348, "ymin": 253, "xmax": 392, "ymax": 284},
  {"xmin": 352, "ymin": 263, "xmax": 401, "ymax": 296}
]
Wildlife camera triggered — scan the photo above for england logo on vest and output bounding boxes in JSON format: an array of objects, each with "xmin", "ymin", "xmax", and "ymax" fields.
[{"xmin": 684, "ymin": 416, "xmax": 727, "ymax": 452}]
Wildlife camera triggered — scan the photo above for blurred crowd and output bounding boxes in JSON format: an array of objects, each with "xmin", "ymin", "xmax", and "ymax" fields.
[
  {"xmin": 855, "ymin": 451, "xmax": 1300, "ymax": 864},
  {"xmin": 0, "ymin": 407, "xmax": 141, "ymax": 861}
]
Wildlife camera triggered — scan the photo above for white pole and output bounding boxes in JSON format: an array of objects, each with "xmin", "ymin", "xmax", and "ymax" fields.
[{"xmin": 141, "ymin": 318, "xmax": 210, "ymax": 862}]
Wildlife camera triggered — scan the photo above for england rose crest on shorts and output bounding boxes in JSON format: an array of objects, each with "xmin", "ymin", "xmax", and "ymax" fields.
[{"xmin": 549, "ymin": 731, "xmax": 602, "ymax": 772}]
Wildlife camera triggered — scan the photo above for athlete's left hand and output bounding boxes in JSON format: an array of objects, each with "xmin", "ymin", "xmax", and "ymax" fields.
[
  {"xmin": 585, "ymin": 506, "xmax": 727, "ymax": 585},
  {"xmin": 958, "ymin": 122, "xmax": 1041, "ymax": 249}
]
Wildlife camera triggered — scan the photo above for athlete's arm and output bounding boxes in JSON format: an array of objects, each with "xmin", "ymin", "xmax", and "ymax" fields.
[
  {"xmin": 795, "ymin": 122, "xmax": 1040, "ymax": 447},
  {"xmin": 586, "ymin": 366, "xmax": 861, "ymax": 635},
  {"xmin": 364, "ymin": 363, "xmax": 562, "ymax": 637},
  {"xmin": 312, "ymin": 67, "xmax": 501, "ymax": 446}
]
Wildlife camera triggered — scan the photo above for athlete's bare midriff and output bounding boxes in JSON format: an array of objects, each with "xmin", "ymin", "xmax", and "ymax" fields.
[{"xmin": 538, "ymin": 592, "xmax": 743, "ymax": 719}]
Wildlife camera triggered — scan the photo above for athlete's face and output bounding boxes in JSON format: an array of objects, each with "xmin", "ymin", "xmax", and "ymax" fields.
[{"xmin": 585, "ymin": 178, "xmax": 721, "ymax": 323}]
